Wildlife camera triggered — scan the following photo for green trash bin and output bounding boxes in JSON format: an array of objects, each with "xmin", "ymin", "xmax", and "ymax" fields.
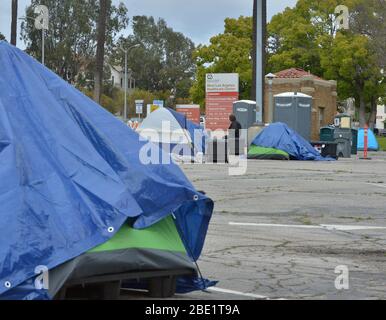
[
  {"xmin": 320, "ymin": 127, "xmax": 335, "ymax": 142},
  {"xmin": 351, "ymin": 129, "xmax": 358, "ymax": 155}
]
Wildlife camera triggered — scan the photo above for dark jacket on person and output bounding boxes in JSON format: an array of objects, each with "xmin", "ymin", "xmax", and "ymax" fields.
[{"xmin": 228, "ymin": 120, "xmax": 242, "ymax": 138}]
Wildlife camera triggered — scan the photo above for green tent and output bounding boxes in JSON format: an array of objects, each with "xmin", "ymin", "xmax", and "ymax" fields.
[
  {"xmin": 248, "ymin": 145, "xmax": 290, "ymax": 160},
  {"xmin": 49, "ymin": 216, "xmax": 197, "ymax": 299}
]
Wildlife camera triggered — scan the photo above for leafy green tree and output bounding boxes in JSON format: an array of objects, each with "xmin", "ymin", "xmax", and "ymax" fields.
[
  {"xmin": 321, "ymin": 33, "xmax": 382, "ymax": 127},
  {"xmin": 267, "ymin": 6, "xmax": 321, "ymax": 74},
  {"xmin": 190, "ymin": 16, "xmax": 253, "ymax": 108},
  {"xmin": 268, "ymin": 0, "xmax": 384, "ymax": 126},
  {"xmin": 21, "ymin": 0, "xmax": 128, "ymax": 84},
  {"xmin": 81, "ymin": 88, "xmax": 117, "ymax": 114},
  {"xmin": 349, "ymin": 0, "xmax": 385, "ymax": 127},
  {"xmin": 267, "ymin": 0, "xmax": 360, "ymax": 74},
  {"xmin": 112, "ymin": 16, "xmax": 195, "ymax": 99},
  {"xmin": 350, "ymin": 0, "xmax": 385, "ymax": 69}
]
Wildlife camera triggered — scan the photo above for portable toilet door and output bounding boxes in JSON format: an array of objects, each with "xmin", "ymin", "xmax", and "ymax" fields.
[
  {"xmin": 233, "ymin": 100, "xmax": 256, "ymax": 129},
  {"xmin": 273, "ymin": 92, "xmax": 312, "ymax": 141}
]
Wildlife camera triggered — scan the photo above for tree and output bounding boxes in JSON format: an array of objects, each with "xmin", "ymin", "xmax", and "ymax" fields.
[
  {"xmin": 93, "ymin": 0, "xmax": 109, "ymax": 104},
  {"xmin": 321, "ymin": 33, "xmax": 382, "ymax": 127},
  {"xmin": 21, "ymin": 0, "xmax": 128, "ymax": 84},
  {"xmin": 11, "ymin": 0, "xmax": 18, "ymax": 45},
  {"xmin": 350, "ymin": 0, "xmax": 386, "ymax": 69},
  {"xmin": 268, "ymin": 0, "xmax": 384, "ymax": 126},
  {"xmin": 112, "ymin": 16, "xmax": 195, "ymax": 99},
  {"xmin": 190, "ymin": 16, "xmax": 253, "ymax": 107},
  {"xmin": 0, "ymin": 33, "xmax": 5, "ymax": 41},
  {"xmin": 267, "ymin": 6, "xmax": 321, "ymax": 74},
  {"xmin": 349, "ymin": 0, "xmax": 386, "ymax": 127}
]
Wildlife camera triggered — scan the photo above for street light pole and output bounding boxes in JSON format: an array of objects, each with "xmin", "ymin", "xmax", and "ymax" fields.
[
  {"xmin": 124, "ymin": 49, "xmax": 128, "ymax": 121},
  {"xmin": 20, "ymin": 6, "xmax": 49, "ymax": 66},
  {"xmin": 119, "ymin": 43, "xmax": 140, "ymax": 122},
  {"xmin": 19, "ymin": 16, "xmax": 45, "ymax": 65},
  {"xmin": 265, "ymin": 73, "xmax": 276, "ymax": 123},
  {"xmin": 42, "ymin": 28, "xmax": 45, "ymax": 65},
  {"xmin": 34, "ymin": 5, "xmax": 49, "ymax": 65}
]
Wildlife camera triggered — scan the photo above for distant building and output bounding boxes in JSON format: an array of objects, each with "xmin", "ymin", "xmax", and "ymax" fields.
[
  {"xmin": 376, "ymin": 105, "xmax": 386, "ymax": 130},
  {"xmin": 264, "ymin": 68, "xmax": 338, "ymax": 140},
  {"xmin": 109, "ymin": 65, "xmax": 136, "ymax": 93}
]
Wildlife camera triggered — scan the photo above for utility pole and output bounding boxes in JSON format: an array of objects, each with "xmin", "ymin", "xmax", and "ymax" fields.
[
  {"xmin": 11, "ymin": 0, "xmax": 18, "ymax": 46},
  {"xmin": 253, "ymin": 0, "xmax": 267, "ymax": 124}
]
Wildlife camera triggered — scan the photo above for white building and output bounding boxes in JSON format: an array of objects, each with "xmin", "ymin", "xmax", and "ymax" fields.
[
  {"xmin": 110, "ymin": 65, "xmax": 136, "ymax": 93},
  {"xmin": 376, "ymin": 105, "xmax": 386, "ymax": 130}
]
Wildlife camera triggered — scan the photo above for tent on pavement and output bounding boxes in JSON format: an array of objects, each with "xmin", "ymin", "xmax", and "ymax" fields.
[
  {"xmin": 49, "ymin": 216, "xmax": 199, "ymax": 298},
  {"xmin": 250, "ymin": 123, "xmax": 334, "ymax": 161},
  {"xmin": 137, "ymin": 107, "xmax": 207, "ymax": 162},
  {"xmin": 0, "ymin": 41, "xmax": 214, "ymax": 300},
  {"xmin": 357, "ymin": 128, "xmax": 379, "ymax": 151},
  {"xmin": 248, "ymin": 145, "xmax": 290, "ymax": 160}
]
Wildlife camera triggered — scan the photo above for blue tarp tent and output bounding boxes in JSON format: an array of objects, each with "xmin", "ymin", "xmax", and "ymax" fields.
[
  {"xmin": 0, "ymin": 41, "xmax": 214, "ymax": 299},
  {"xmin": 168, "ymin": 107, "xmax": 207, "ymax": 155},
  {"xmin": 138, "ymin": 107, "xmax": 207, "ymax": 162},
  {"xmin": 251, "ymin": 123, "xmax": 334, "ymax": 161},
  {"xmin": 357, "ymin": 128, "xmax": 379, "ymax": 151}
]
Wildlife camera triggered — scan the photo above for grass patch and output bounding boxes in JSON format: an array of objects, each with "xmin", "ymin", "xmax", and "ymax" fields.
[
  {"xmin": 377, "ymin": 136, "xmax": 386, "ymax": 151},
  {"xmin": 297, "ymin": 216, "xmax": 313, "ymax": 225},
  {"xmin": 301, "ymin": 218, "xmax": 312, "ymax": 225}
]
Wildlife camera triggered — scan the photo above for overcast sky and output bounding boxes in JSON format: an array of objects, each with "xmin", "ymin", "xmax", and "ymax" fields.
[{"xmin": 0, "ymin": 0, "xmax": 297, "ymax": 47}]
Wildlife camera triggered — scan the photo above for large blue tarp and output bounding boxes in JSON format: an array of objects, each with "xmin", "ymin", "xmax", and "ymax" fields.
[
  {"xmin": 357, "ymin": 128, "xmax": 379, "ymax": 151},
  {"xmin": 0, "ymin": 41, "xmax": 213, "ymax": 299},
  {"xmin": 252, "ymin": 123, "xmax": 334, "ymax": 161}
]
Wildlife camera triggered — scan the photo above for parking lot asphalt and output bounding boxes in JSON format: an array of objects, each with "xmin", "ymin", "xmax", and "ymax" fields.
[{"xmin": 167, "ymin": 152, "xmax": 386, "ymax": 300}]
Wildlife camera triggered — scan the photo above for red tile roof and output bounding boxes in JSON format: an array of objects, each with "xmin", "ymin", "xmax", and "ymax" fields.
[{"xmin": 274, "ymin": 68, "xmax": 323, "ymax": 80}]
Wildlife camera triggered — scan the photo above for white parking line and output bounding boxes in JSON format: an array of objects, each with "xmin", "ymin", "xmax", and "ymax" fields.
[
  {"xmin": 321, "ymin": 224, "xmax": 386, "ymax": 231},
  {"xmin": 229, "ymin": 222, "xmax": 386, "ymax": 231},
  {"xmin": 207, "ymin": 287, "xmax": 269, "ymax": 300},
  {"xmin": 229, "ymin": 222, "xmax": 320, "ymax": 229},
  {"xmin": 366, "ymin": 183, "xmax": 386, "ymax": 189}
]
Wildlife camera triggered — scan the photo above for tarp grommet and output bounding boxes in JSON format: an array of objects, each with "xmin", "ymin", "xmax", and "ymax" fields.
[
  {"xmin": 4, "ymin": 281, "xmax": 11, "ymax": 288},
  {"xmin": 193, "ymin": 195, "xmax": 199, "ymax": 201},
  {"xmin": 108, "ymin": 227, "xmax": 114, "ymax": 233}
]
